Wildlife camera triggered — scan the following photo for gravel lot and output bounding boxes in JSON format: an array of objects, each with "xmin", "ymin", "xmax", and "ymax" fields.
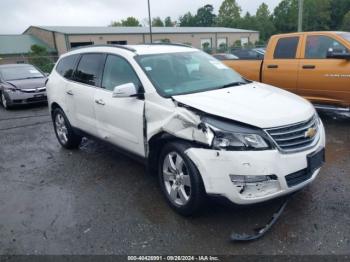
[{"xmin": 0, "ymin": 104, "xmax": 349, "ymax": 255}]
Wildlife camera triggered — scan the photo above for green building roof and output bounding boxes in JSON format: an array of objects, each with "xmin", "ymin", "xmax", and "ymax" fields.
[{"xmin": 0, "ymin": 34, "xmax": 56, "ymax": 55}]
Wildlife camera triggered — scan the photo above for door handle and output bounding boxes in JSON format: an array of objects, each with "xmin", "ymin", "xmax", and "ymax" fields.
[
  {"xmin": 95, "ymin": 99, "xmax": 105, "ymax": 106},
  {"xmin": 302, "ymin": 65, "xmax": 316, "ymax": 69},
  {"xmin": 267, "ymin": 65, "xmax": 278, "ymax": 69},
  {"xmin": 66, "ymin": 90, "xmax": 74, "ymax": 96}
]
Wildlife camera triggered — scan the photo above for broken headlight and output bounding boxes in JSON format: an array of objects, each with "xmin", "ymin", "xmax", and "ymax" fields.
[
  {"xmin": 202, "ymin": 115, "xmax": 273, "ymax": 151},
  {"xmin": 212, "ymin": 132, "xmax": 269, "ymax": 150}
]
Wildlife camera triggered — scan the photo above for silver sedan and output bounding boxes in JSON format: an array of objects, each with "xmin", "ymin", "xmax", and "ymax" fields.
[{"xmin": 0, "ymin": 64, "xmax": 48, "ymax": 109}]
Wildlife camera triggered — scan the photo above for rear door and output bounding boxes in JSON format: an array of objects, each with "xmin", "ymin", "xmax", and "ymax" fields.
[
  {"xmin": 94, "ymin": 54, "xmax": 145, "ymax": 156},
  {"xmin": 68, "ymin": 53, "xmax": 105, "ymax": 135},
  {"xmin": 297, "ymin": 34, "xmax": 350, "ymax": 107},
  {"xmin": 262, "ymin": 35, "xmax": 302, "ymax": 93}
]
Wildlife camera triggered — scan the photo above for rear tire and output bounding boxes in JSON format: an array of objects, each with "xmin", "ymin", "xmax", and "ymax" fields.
[
  {"xmin": 158, "ymin": 141, "xmax": 206, "ymax": 216},
  {"xmin": 52, "ymin": 108, "xmax": 82, "ymax": 149}
]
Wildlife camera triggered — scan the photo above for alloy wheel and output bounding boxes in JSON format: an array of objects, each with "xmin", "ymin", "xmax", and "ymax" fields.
[
  {"xmin": 162, "ymin": 152, "xmax": 192, "ymax": 206},
  {"xmin": 55, "ymin": 113, "xmax": 68, "ymax": 144}
]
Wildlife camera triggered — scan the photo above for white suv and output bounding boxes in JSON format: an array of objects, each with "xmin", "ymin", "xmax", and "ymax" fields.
[{"xmin": 47, "ymin": 44, "xmax": 326, "ymax": 216}]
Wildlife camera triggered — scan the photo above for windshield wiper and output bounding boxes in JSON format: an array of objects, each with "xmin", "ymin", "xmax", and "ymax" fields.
[
  {"xmin": 218, "ymin": 81, "xmax": 247, "ymax": 89},
  {"xmin": 24, "ymin": 76, "xmax": 44, "ymax": 79}
]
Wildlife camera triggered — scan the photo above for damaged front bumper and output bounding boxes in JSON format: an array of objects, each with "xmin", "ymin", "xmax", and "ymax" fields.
[{"xmin": 185, "ymin": 122, "xmax": 326, "ymax": 205}]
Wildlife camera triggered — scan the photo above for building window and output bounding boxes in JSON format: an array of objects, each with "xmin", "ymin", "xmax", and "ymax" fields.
[
  {"xmin": 107, "ymin": 40, "xmax": 127, "ymax": 45},
  {"xmin": 201, "ymin": 38, "xmax": 212, "ymax": 50},
  {"xmin": 217, "ymin": 37, "xmax": 227, "ymax": 50},
  {"xmin": 70, "ymin": 42, "xmax": 94, "ymax": 48},
  {"xmin": 240, "ymin": 37, "xmax": 249, "ymax": 46}
]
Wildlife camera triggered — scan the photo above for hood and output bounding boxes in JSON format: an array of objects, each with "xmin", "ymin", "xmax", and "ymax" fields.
[
  {"xmin": 6, "ymin": 78, "xmax": 46, "ymax": 90},
  {"xmin": 173, "ymin": 82, "xmax": 315, "ymax": 129}
]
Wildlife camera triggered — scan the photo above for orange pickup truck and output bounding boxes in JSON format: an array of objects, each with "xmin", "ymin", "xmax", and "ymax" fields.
[{"xmin": 223, "ymin": 32, "xmax": 350, "ymax": 111}]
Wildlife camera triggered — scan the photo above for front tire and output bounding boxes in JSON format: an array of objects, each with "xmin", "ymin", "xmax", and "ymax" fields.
[
  {"xmin": 1, "ymin": 92, "xmax": 11, "ymax": 109},
  {"xmin": 52, "ymin": 108, "xmax": 82, "ymax": 149},
  {"xmin": 158, "ymin": 141, "xmax": 206, "ymax": 216}
]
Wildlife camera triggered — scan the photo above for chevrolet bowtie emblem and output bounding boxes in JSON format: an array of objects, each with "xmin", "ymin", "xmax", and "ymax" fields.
[{"xmin": 305, "ymin": 127, "xmax": 317, "ymax": 139}]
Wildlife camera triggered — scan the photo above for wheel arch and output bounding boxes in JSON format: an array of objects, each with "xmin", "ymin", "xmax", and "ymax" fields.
[{"xmin": 147, "ymin": 132, "xmax": 199, "ymax": 175}]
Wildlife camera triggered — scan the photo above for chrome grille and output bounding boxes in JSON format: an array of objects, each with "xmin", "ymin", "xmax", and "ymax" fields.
[
  {"xmin": 265, "ymin": 115, "xmax": 319, "ymax": 153},
  {"xmin": 19, "ymin": 87, "xmax": 46, "ymax": 93}
]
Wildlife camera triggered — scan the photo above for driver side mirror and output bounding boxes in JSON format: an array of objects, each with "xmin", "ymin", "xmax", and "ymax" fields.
[
  {"xmin": 327, "ymin": 48, "xmax": 350, "ymax": 60},
  {"xmin": 112, "ymin": 82, "xmax": 139, "ymax": 98}
]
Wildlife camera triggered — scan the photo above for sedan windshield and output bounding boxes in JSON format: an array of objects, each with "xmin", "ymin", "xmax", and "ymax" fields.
[
  {"xmin": 0, "ymin": 66, "xmax": 44, "ymax": 81},
  {"xmin": 135, "ymin": 51, "xmax": 246, "ymax": 97}
]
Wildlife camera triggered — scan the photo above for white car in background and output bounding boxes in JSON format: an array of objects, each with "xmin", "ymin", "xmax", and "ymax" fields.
[{"xmin": 46, "ymin": 44, "xmax": 326, "ymax": 216}]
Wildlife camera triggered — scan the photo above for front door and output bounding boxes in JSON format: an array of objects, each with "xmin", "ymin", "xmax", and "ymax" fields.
[
  {"xmin": 94, "ymin": 54, "xmax": 145, "ymax": 156},
  {"xmin": 297, "ymin": 34, "xmax": 350, "ymax": 107}
]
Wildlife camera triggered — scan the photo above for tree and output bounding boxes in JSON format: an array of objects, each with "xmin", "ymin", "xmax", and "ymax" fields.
[
  {"xmin": 273, "ymin": 0, "xmax": 298, "ymax": 33},
  {"xmin": 28, "ymin": 45, "xmax": 54, "ymax": 73},
  {"xmin": 109, "ymin": 21, "xmax": 122, "ymax": 27},
  {"xmin": 303, "ymin": 0, "xmax": 331, "ymax": 31},
  {"xmin": 239, "ymin": 12, "xmax": 257, "ymax": 30},
  {"xmin": 110, "ymin": 17, "xmax": 140, "ymax": 27},
  {"xmin": 152, "ymin": 17, "xmax": 164, "ymax": 27},
  {"xmin": 330, "ymin": 0, "xmax": 350, "ymax": 30},
  {"xmin": 196, "ymin": 4, "xmax": 216, "ymax": 26},
  {"xmin": 255, "ymin": 3, "xmax": 275, "ymax": 41},
  {"xmin": 164, "ymin": 16, "xmax": 174, "ymax": 27},
  {"xmin": 217, "ymin": 0, "xmax": 241, "ymax": 27},
  {"xmin": 179, "ymin": 12, "xmax": 197, "ymax": 26},
  {"xmin": 342, "ymin": 11, "xmax": 350, "ymax": 31}
]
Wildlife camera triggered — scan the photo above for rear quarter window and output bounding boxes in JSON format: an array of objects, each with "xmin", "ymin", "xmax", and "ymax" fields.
[
  {"xmin": 56, "ymin": 54, "xmax": 79, "ymax": 79},
  {"xmin": 274, "ymin": 37, "xmax": 299, "ymax": 59}
]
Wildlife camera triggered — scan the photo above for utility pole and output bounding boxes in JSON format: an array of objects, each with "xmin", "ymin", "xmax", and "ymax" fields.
[
  {"xmin": 147, "ymin": 0, "xmax": 153, "ymax": 43},
  {"xmin": 298, "ymin": 0, "xmax": 303, "ymax": 32}
]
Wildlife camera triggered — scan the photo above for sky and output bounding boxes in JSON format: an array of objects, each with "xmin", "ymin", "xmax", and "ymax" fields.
[{"xmin": 0, "ymin": 0, "xmax": 281, "ymax": 34}]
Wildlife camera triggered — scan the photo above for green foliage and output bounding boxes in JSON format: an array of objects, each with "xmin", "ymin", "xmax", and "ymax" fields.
[
  {"xmin": 217, "ymin": 0, "xmax": 241, "ymax": 27},
  {"xmin": 28, "ymin": 45, "xmax": 54, "ymax": 73},
  {"xmin": 110, "ymin": 17, "xmax": 140, "ymax": 27},
  {"xmin": 255, "ymin": 3, "xmax": 275, "ymax": 41},
  {"xmin": 196, "ymin": 4, "xmax": 216, "ymax": 26},
  {"xmin": 159, "ymin": 38, "xmax": 170, "ymax": 43},
  {"xmin": 164, "ymin": 16, "xmax": 174, "ymax": 27},
  {"xmin": 218, "ymin": 43, "xmax": 228, "ymax": 52},
  {"xmin": 152, "ymin": 17, "xmax": 164, "ymax": 27},
  {"xmin": 330, "ymin": 0, "xmax": 350, "ymax": 30},
  {"xmin": 273, "ymin": 0, "xmax": 298, "ymax": 33},
  {"xmin": 303, "ymin": 0, "xmax": 331, "ymax": 31},
  {"xmin": 179, "ymin": 12, "xmax": 197, "ymax": 26},
  {"xmin": 342, "ymin": 11, "xmax": 350, "ymax": 31},
  {"xmin": 179, "ymin": 4, "xmax": 216, "ymax": 26}
]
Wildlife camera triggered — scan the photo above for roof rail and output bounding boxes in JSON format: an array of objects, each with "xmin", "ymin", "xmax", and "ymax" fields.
[
  {"xmin": 146, "ymin": 42, "xmax": 193, "ymax": 48},
  {"xmin": 70, "ymin": 44, "xmax": 136, "ymax": 52}
]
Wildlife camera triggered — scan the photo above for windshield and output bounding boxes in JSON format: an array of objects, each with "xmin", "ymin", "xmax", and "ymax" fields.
[
  {"xmin": 338, "ymin": 33, "xmax": 350, "ymax": 44},
  {"xmin": 0, "ymin": 66, "xmax": 44, "ymax": 81},
  {"xmin": 135, "ymin": 51, "xmax": 246, "ymax": 97}
]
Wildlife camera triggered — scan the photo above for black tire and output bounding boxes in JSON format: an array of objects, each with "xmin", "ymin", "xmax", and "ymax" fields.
[
  {"xmin": 0, "ymin": 91, "xmax": 11, "ymax": 110},
  {"xmin": 52, "ymin": 108, "xmax": 82, "ymax": 149},
  {"xmin": 158, "ymin": 141, "xmax": 206, "ymax": 216}
]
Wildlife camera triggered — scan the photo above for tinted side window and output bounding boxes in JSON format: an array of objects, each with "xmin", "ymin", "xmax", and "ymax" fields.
[
  {"xmin": 56, "ymin": 55, "xmax": 79, "ymax": 79},
  {"xmin": 274, "ymin": 37, "xmax": 299, "ymax": 59},
  {"xmin": 74, "ymin": 54, "xmax": 105, "ymax": 86},
  {"xmin": 305, "ymin": 35, "xmax": 348, "ymax": 59},
  {"xmin": 102, "ymin": 55, "xmax": 141, "ymax": 91}
]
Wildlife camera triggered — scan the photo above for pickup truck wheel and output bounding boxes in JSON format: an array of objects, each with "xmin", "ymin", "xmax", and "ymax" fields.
[
  {"xmin": 158, "ymin": 142, "xmax": 206, "ymax": 216},
  {"xmin": 53, "ymin": 108, "xmax": 82, "ymax": 149}
]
